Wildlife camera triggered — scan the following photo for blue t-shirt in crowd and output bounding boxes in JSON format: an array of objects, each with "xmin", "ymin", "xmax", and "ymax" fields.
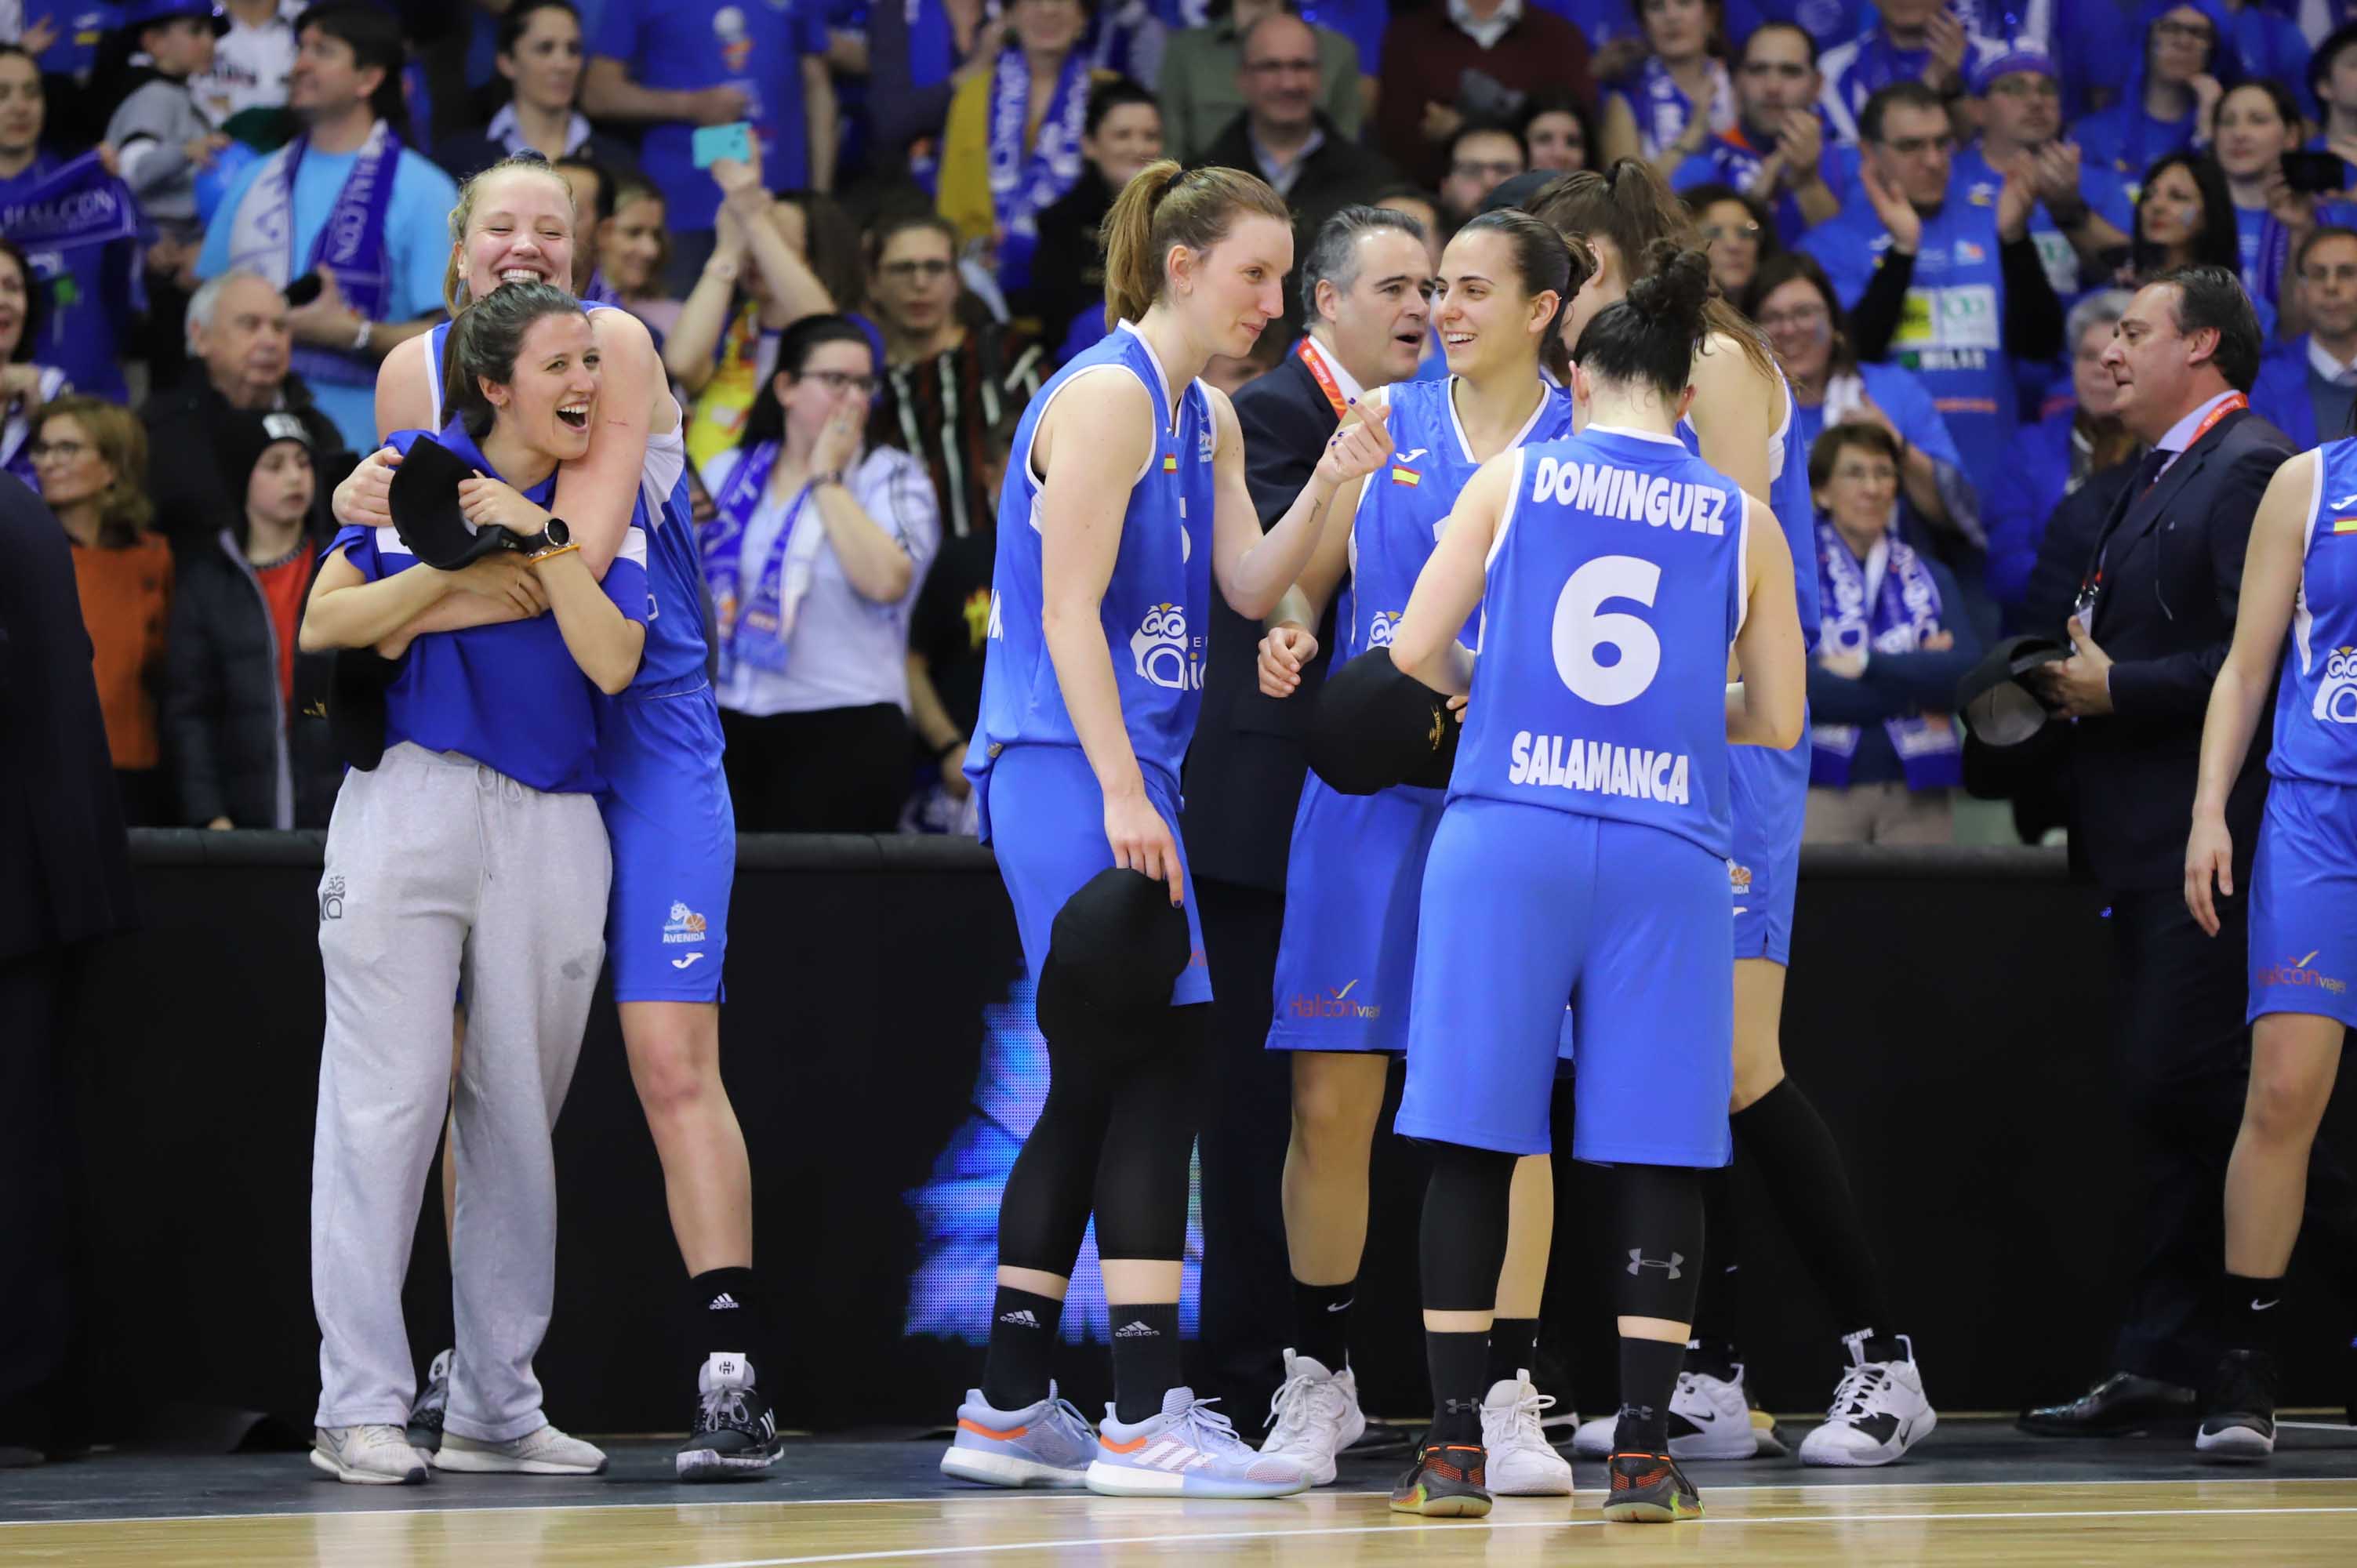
[
  {"xmin": 1724, "ymin": 0, "xmax": 1868, "ymax": 53},
  {"xmin": 1949, "ymin": 141, "xmax": 2131, "ymax": 308},
  {"xmin": 1800, "ymin": 176, "xmax": 2020, "ymax": 504},
  {"xmin": 593, "ymin": 0, "xmax": 830, "ymax": 230},
  {"xmin": 1789, "ymin": 361, "xmax": 1963, "ymax": 483},
  {"xmin": 1672, "ymin": 131, "xmax": 1860, "ymax": 248},
  {"xmin": 194, "ymin": 140, "xmax": 461, "ymax": 452},
  {"xmin": 33, "ymin": 5, "xmax": 117, "ymax": 78},
  {"xmin": 2075, "ymin": 104, "xmax": 2195, "ymax": 197},
  {"xmin": 0, "ymin": 153, "xmax": 143, "ymax": 401}
]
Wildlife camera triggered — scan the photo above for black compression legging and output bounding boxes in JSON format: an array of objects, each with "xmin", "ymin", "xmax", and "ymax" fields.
[{"xmin": 997, "ymin": 1004, "xmax": 1209, "ymax": 1272}]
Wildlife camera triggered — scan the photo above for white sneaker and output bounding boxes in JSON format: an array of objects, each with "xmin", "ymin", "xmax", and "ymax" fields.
[
  {"xmin": 310, "ymin": 1424, "xmax": 431, "ymax": 1485},
  {"xmin": 1665, "ymin": 1366, "xmax": 1763, "ymax": 1459},
  {"xmin": 1798, "ymin": 1333, "xmax": 1935, "ymax": 1468},
  {"xmin": 434, "ymin": 1424, "xmax": 608, "ymax": 1475},
  {"xmin": 1480, "ymin": 1370, "xmax": 1573, "ymax": 1495},
  {"xmin": 1258, "ymin": 1348, "xmax": 1367, "ymax": 1486}
]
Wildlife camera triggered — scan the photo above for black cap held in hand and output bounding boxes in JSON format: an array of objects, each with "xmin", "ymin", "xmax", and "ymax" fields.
[
  {"xmin": 1956, "ymin": 633, "xmax": 2068, "ymax": 749},
  {"xmin": 1306, "ymin": 647, "xmax": 1462, "ymax": 796},
  {"xmin": 389, "ymin": 435, "xmax": 517, "ymax": 571},
  {"xmin": 1035, "ymin": 867, "xmax": 1193, "ymax": 1044}
]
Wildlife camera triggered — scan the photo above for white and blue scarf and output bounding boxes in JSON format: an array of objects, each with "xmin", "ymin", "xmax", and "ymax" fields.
[
  {"xmin": 700, "ymin": 441, "xmax": 822, "ymax": 678},
  {"xmin": 1810, "ymin": 521, "xmax": 1963, "ymax": 790},
  {"xmin": 225, "ymin": 119, "xmax": 402, "ymax": 388},
  {"xmin": 1629, "ymin": 56, "xmax": 1732, "ymax": 161},
  {"xmin": 985, "ymin": 45, "xmax": 1090, "ymax": 295}
]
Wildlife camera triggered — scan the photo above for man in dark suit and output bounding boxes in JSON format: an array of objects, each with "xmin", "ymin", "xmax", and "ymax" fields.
[
  {"xmin": 1183, "ymin": 205, "xmax": 1435, "ymax": 1423},
  {"xmin": 0, "ymin": 473, "xmax": 136, "ymax": 1463},
  {"xmin": 1197, "ymin": 13, "xmax": 1396, "ymax": 345},
  {"xmin": 2019, "ymin": 265, "xmax": 2357, "ymax": 1434}
]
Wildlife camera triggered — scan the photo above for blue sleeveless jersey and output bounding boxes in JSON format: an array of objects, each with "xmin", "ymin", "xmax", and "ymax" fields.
[
  {"xmin": 1340, "ymin": 377, "xmax": 1574, "ymax": 659},
  {"xmin": 425, "ymin": 307, "xmax": 709, "ymax": 692},
  {"xmin": 1680, "ymin": 362, "xmax": 1820, "ymax": 651},
  {"xmin": 970, "ymin": 320, "xmax": 1215, "ymax": 785},
  {"xmin": 2273, "ymin": 441, "xmax": 2357, "ymax": 787},
  {"xmin": 1451, "ymin": 426, "xmax": 1749, "ymax": 857}
]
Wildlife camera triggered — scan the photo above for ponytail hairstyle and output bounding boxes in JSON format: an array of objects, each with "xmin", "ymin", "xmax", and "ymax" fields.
[
  {"xmin": 439, "ymin": 280, "xmax": 588, "ymax": 437},
  {"xmin": 1529, "ymin": 160, "xmax": 1778, "ymax": 383},
  {"xmin": 1098, "ymin": 159, "xmax": 1291, "ymax": 328},
  {"xmin": 1571, "ymin": 241, "xmax": 1716, "ymax": 401},
  {"xmin": 442, "ymin": 153, "xmax": 580, "ymax": 315},
  {"xmin": 1447, "ymin": 208, "xmax": 1596, "ymax": 383}
]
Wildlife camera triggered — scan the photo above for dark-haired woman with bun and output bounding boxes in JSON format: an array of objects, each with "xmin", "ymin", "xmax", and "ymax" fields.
[
  {"xmin": 1382, "ymin": 245, "xmax": 1803, "ymax": 1524},
  {"xmin": 1541, "ymin": 163, "xmax": 1937, "ymax": 1475},
  {"xmin": 939, "ymin": 158, "xmax": 1394, "ymax": 1499},
  {"xmin": 300, "ymin": 280, "xmax": 649, "ymax": 1486},
  {"xmin": 699, "ymin": 313, "xmax": 939, "ymax": 830},
  {"xmin": 1248, "ymin": 208, "xmax": 1586, "ymax": 1496}
]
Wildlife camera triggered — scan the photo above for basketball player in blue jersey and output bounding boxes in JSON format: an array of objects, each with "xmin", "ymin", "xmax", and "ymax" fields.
[
  {"xmin": 2187, "ymin": 437, "xmax": 2357, "ymax": 1461},
  {"xmin": 1537, "ymin": 165, "xmax": 1936, "ymax": 1468},
  {"xmin": 300, "ymin": 283, "xmax": 648, "ymax": 1485},
  {"xmin": 939, "ymin": 158, "xmax": 1396, "ymax": 1501},
  {"xmin": 1381, "ymin": 248, "xmax": 1806, "ymax": 1523},
  {"xmin": 1248, "ymin": 209, "xmax": 1587, "ymax": 1493},
  {"xmin": 332, "ymin": 158, "xmax": 779, "ymax": 1479}
]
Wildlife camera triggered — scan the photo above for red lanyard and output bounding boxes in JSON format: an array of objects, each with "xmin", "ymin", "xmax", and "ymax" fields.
[
  {"xmin": 2082, "ymin": 393, "xmax": 2246, "ymax": 600},
  {"xmin": 1298, "ymin": 338, "xmax": 1348, "ymax": 416}
]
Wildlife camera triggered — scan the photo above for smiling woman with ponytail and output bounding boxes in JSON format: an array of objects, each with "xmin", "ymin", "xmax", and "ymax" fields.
[{"xmin": 937, "ymin": 157, "xmax": 1406, "ymax": 1497}]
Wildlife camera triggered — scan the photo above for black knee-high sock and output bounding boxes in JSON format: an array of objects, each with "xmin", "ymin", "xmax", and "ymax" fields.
[
  {"xmin": 981, "ymin": 1287, "xmax": 1066, "ymax": 1410},
  {"xmin": 1484, "ymin": 1317, "xmax": 1539, "ymax": 1392},
  {"xmin": 1606, "ymin": 1163, "xmax": 1705, "ymax": 1452},
  {"xmin": 1294, "ymin": 1278, "xmax": 1355, "ymax": 1372},
  {"xmin": 686, "ymin": 1267, "xmax": 769, "ymax": 1385},
  {"xmin": 1733, "ymin": 1079, "xmax": 1893, "ymax": 1343},
  {"xmin": 1422, "ymin": 1142, "xmax": 1518, "ymax": 1445},
  {"xmin": 1687, "ymin": 1167, "xmax": 1741, "ymax": 1380}
]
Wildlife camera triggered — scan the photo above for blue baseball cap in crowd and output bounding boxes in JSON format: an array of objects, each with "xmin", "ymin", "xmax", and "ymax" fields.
[{"xmin": 1968, "ymin": 38, "xmax": 2058, "ymax": 98}]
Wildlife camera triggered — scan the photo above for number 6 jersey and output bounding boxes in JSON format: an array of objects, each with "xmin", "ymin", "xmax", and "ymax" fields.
[{"xmin": 1450, "ymin": 423, "xmax": 1751, "ymax": 857}]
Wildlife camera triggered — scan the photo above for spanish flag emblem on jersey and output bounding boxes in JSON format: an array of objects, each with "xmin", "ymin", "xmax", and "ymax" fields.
[
  {"xmin": 2334, "ymin": 517, "xmax": 2357, "ymax": 535},
  {"xmin": 1163, "ymin": 454, "xmax": 1179, "ymax": 473},
  {"xmin": 1391, "ymin": 466, "xmax": 1421, "ymax": 486}
]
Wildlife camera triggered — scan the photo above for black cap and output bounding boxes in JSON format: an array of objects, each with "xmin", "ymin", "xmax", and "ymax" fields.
[
  {"xmin": 1306, "ymin": 647, "xmax": 1462, "ymax": 796},
  {"xmin": 1955, "ymin": 633, "xmax": 2068, "ymax": 749},
  {"xmin": 1034, "ymin": 867, "xmax": 1193, "ymax": 1047},
  {"xmin": 216, "ymin": 408, "xmax": 314, "ymax": 506},
  {"xmin": 1481, "ymin": 170, "xmax": 1557, "ymax": 215}
]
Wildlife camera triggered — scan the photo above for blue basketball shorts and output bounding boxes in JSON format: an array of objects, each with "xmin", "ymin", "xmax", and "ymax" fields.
[
  {"xmin": 1729, "ymin": 731, "xmax": 1807, "ymax": 965},
  {"xmin": 2247, "ymin": 776, "xmax": 2357, "ymax": 1031},
  {"xmin": 597, "ymin": 681, "xmax": 735, "ymax": 1004},
  {"xmin": 1266, "ymin": 774, "xmax": 1446, "ymax": 1054},
  {"xmin": 977, "ymin": 742, "xmax": 1211, "ymax": 1007},
  {"xmin": 1396, "ymin": 798, "xmax": 1733, "ymax": 1165}
]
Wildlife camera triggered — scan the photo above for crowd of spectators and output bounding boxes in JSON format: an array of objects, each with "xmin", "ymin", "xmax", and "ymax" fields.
[{"xmin": 27, "ymin": 0, "xmax": 2357, "ymax": 848}]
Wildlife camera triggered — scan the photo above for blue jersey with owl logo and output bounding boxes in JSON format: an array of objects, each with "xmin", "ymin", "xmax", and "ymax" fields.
[
  {"xmin": 1340, "ymin": 377, "xmax": 1574, "ymax": 661},
  {"xmin": 1451, "ymin": 427, "xmax": 1751, "ymax": 857},
  {"xmin": 2272, "ymin": 441, "xmax": 2357, "ymax": 788},
  {"xmin": 969, "ymin": 320, "xmax": 1215, "ymax": 786}
]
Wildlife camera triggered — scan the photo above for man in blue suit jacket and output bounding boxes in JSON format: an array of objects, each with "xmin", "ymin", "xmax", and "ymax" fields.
[{"xmin": 2250, "ymin": 227, "xmax": 2357, "ymax": 456}]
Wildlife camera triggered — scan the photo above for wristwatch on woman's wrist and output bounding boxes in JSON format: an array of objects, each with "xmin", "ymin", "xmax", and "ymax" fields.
[{"xmin": 520, "ymin": 517, "xmax": 572, "ymax": 554}]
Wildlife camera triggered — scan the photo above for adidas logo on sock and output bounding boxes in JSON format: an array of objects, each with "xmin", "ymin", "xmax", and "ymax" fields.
[
  {"xmin": 1114, "ymin": 1320, "xmax": 1160, "ymax": 1338},
  {"xmin": 999, "ymin": 1309, "xmax": 1041, "ymax": 1327},
  {"xmin": 709, "ymin": 1292, "xmax": 741, "ymax": 1310}
]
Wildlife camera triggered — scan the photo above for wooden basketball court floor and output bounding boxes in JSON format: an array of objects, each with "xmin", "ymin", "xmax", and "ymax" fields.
[{"xmin": 6, "ymin": 1418, "xmax": 2355, "ymax": 1566}]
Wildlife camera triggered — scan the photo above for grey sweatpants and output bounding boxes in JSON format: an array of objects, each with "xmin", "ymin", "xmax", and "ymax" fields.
[{"xmin": 312, "ymin": 742, "xmax": 611, "ymax": 1440}]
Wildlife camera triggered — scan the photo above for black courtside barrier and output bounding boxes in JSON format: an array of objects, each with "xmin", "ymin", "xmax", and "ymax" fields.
[{"xmin": 64, "ymin": 833, "xmax": 2352, "ymax": 1437}]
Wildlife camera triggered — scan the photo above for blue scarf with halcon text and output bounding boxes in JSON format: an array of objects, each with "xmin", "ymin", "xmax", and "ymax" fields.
[
  {"xmin": 1810, "ymin": 521, "xmax": 1962, "ymax": 790},
  {"xmin": 226, "ymin": 120, "xmax": 402, "ymax": 388},
  {"xmin": 0, "ymin": 150, "xmax": 143, "ymax": 254},
  {"xmin": 985, "ymin": 47, "xmax": 1089, "ymax": 296}
]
